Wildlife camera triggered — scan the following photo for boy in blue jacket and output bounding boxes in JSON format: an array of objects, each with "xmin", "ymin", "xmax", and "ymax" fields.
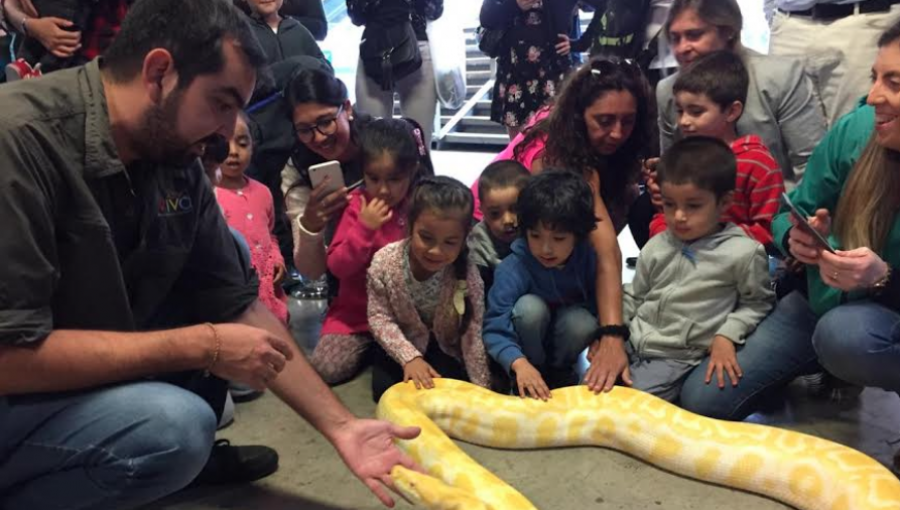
[{"xmin": 483, "ymin": 171, "xmax": 599, "ymax": 400}]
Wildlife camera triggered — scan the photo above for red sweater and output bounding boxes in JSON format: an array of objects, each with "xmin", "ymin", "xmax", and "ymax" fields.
[
  {"xmin": 650, "ymin": 135, "xmax": 784, "ymax": 247},
  {"xmin": 322, "ymin": 189, "xmax": 408, "ymax": 335}
]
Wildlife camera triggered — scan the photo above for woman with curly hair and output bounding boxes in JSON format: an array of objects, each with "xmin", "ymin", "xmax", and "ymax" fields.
[
  {"xmin": 473, "ymin": 56, "xmax": 656, "ymax": 395},
  {"xmin": 473, "ymin": 57, "xmax": 655, "ymax": 233}
]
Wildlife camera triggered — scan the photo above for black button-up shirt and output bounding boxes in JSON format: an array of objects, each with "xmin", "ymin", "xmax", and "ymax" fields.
[{"xmin": 0, "ymin": 60, "xmax": 259, "ymax": 346}]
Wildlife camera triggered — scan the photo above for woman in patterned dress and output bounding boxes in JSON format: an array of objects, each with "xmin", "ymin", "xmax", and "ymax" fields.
[{"xmin": 481, "ymin": 0, "xmax": 579, "ymax": 139}]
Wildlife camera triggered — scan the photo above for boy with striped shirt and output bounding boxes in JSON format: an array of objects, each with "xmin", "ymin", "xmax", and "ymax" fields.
[{"xmin": 649, "ymin": 50, "xmax": 784, "ymax": 250}]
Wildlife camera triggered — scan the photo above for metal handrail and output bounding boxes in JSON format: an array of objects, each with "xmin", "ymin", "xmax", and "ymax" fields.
[{"xmin": 434, "ymin": 77, "xmax": 495, "ymax": 142}]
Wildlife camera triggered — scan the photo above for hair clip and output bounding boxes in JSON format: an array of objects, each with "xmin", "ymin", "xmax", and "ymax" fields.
[
  {"xmin": 591, "ymin": 68, "xmax": 602, "ymax": 77},
  {"xmin": 412, "ymin": 128, "xmax": 427, "ymax": 156}
]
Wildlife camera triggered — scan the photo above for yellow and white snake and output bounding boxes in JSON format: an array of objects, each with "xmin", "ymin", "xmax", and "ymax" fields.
[{"xmin": 376, "ymin": 379, "xmax": 900, "ymax": 510}]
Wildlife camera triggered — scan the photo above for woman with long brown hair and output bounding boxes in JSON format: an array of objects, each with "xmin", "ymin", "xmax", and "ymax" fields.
[
  {"xmin": 679, "ymin": 24, "xmax": 900, "ymax": 462},
  {"xmin": 474, "ymin": 57, "xmax": 658, "ymax": 393}
]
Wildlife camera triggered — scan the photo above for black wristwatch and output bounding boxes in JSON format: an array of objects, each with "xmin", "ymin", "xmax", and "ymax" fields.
[{"xmin": 595, "ymin": 324, "xmax": 630, "ymax": 342}]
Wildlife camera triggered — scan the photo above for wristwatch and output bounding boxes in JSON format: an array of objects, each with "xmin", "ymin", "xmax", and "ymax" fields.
[{"xmin": 871, "ymin": 264, "xmax": 892, "ymax": 294}]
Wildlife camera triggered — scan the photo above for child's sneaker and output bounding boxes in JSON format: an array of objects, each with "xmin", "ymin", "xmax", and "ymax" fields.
[
  {"xmin": 5, "ymin": 59, "xmax": 42, "ymax": 82},
  {"xmin": 799, "ymin": 371, "xmax": 864, "ymax": 402}
]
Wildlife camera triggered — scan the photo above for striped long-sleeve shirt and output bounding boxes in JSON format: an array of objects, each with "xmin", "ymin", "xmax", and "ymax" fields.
[{"xmin": 650, "ymin": 135, "xmax": 785, "ymax": 248}]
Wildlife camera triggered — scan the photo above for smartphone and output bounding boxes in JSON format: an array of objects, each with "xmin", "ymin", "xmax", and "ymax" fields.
[
  {"xmin": 308, "ymin": 160, "xmax": 345, "ymax": 195},
  {"xmin": 781, "ymin": 193, "xmax": 835, "ymax": 254}
]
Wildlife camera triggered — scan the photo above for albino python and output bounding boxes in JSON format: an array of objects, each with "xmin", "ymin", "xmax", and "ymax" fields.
[{"xmin": 376, "ymin": 379, "xmax": 900, "ymax": 510}]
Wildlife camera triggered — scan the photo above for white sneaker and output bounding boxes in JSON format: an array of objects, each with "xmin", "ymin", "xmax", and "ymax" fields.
[{"xmin": 218, "ymin": 390, "xmax": 235, "ymax": 430}]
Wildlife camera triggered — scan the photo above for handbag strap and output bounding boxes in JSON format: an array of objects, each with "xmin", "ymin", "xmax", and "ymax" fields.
[{"xmin": 381, "ymin": 47, "xmax": 394, "ymax": 91}]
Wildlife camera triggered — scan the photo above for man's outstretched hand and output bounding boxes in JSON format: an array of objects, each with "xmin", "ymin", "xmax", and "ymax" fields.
[{"xmin": 331, "ymin": 418, "xmax": 424, "ymax": 507}]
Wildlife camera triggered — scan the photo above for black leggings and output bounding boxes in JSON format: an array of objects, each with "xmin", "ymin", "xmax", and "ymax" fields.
[{"xmin": 371, "ymin": 341, "xmax": 469, "ymax": 402}]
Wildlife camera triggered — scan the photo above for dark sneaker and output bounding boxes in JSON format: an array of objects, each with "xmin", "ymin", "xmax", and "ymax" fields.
[
  {"xmin": 228, "ymin": 382, "xmax": 264, "ymax": 403},
  {"xmin": 798, "ymin": 372, "xmax": 864, "ymax": 402},
  {"xmin": 194, "ymin": 439, "xmax": 279, "ymax": 485}
]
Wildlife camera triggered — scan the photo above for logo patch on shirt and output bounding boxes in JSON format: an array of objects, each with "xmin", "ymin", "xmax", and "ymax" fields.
[{"xmin": 158, "ymin": 192, "xmax": 193, "ymax": 217}]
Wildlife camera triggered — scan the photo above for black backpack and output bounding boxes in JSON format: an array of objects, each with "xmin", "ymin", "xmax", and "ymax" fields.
[{"xmin": 359, "ymin": 20, "xmax": 422, "ymax": 91}]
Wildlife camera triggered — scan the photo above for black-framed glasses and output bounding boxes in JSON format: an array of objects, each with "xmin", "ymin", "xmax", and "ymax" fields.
[{"xmin": 294, "ymin": 104, "xmax": 344, "ymax": 143}]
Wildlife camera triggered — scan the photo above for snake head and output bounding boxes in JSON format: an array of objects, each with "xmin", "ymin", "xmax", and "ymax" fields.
[{"xmin": 391, "ymin": 466, "xmax": 490, "ymax": 510}]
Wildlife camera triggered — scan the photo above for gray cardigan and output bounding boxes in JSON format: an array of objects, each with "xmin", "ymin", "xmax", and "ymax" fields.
[
  {"xmin": 657, "ymin": 49, "xmax": 826, "ymax": 183},
  {"xmin": 624, "ymin": 224, "xmax": 774, "ymax": 362}
]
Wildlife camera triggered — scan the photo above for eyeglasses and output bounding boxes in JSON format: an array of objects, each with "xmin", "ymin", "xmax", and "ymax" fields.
[{"xmin": 294, "ymin": 104, "xmax": 344, "ymax": 143}]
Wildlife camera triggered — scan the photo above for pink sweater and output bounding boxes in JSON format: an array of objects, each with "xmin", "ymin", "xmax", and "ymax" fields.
[
  {"xmin": 471, "ymin": 109, "xmax": 550, "ymax": 220},
  {"xmin": 214, "ymin": 177, "xmax": 288, "ymax": 324},
  {"xmin": 322, "ymin": 189, "xmax": 408, "ymax": 335},
  {"xmin": 366, "ymin": 240, "xmax": 491, "ymax": 388}
]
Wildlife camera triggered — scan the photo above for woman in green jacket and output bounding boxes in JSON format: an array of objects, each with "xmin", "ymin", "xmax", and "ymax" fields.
[{"xmin": 678, "ymin": 21, "xmax": 900, "ymax": 443}]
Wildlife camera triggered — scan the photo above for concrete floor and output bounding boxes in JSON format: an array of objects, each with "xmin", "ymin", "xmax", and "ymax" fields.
[
  {"xmin": 144, "ymin": 294, "xmax": 900, "ymax": 510},
  {"xmin": 145, "ymin": 151, "xmax": 899, "ymax": 509}
]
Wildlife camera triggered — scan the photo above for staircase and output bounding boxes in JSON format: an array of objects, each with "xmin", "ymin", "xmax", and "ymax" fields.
[
  {"xmin": 431, "ymin": 28, "xmax": 509, "ymax": 148},
  {"xmin": 320, "ymin": 2, "xmax": 598, "ymax": 150}
]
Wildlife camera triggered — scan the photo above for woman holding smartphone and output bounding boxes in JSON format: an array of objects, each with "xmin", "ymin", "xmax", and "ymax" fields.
[
  {"xmin": 282, "ymin": 67, "xmax": 373, "ymax": 282},
  {"xmin": 282, "ymin": 66, "xmax": 434, "ymax": 284},
  {"xmin": 678, "ymin": 24, "xmax": 900, "ymax": 452}
]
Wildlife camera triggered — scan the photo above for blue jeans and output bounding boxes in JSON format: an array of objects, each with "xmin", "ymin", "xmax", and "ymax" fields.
[
  {"xmin": 679, "ymin": 291, "xmax": 821, "ymax": 420},
  {"xmin": 511, "ymin": 295, "xmax": 597, "ymax": 373},
  {"xmin": 0, "ymin": 382, "xmax": 217, "ymax": 510},
  {"xmin": 814, "ymin": 300, "xmax": 900, "ymax": 393}
]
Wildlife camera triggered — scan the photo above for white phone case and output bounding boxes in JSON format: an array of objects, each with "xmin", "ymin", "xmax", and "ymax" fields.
[{"xmin": 308, "ymin": 160, "xmax": 345, "ymax": 194}]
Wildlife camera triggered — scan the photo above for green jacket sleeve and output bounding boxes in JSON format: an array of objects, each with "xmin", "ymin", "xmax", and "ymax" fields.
[{"xmin": 772, "ymin": 102, "xmax": 875, "ymax": 255}]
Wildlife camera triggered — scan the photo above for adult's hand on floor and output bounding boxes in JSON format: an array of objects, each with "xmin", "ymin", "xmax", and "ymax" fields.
[
  {"xmin": 584, "ymin": 336, "xmax": 632, "ymax": 393},
  {"xmin": 208, "ymin": 323, "xmax": 294, "ymax": 390},
  {"xmin": 331, "ymin": 419, "xmax": 424, "ymax": 508}
]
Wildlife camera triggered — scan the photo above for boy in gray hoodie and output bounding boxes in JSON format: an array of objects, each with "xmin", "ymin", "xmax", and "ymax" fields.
[{"xmin": 625, "ymin": 137, "xmax": 774, "ymax": 403}]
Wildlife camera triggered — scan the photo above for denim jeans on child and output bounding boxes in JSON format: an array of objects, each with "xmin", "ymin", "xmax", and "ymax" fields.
[
  {"xmin": 679, "ymin": 291, "xmax": 820, "ymax": 420},
  {"xmin": 0, "ymin": 381, "xmax": 217, "ymax": 510},
  {"xmin": 511, "ymin": 294, "xmax": 597, "ymax": 386}
]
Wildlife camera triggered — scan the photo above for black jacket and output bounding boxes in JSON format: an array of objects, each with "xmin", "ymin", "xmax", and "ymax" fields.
[
  {"xmin": 346, "ymin": 0, "xmax": 443, "ymax": 41},
  {"xmin": 246, "ymin": 14, "xmax": 325, "ymax": 65},
  {"xmin": 480, "ymin": 0, "xmax": 601, "ymax": 35},
  {"xmin": 280, "ymin": 0, "xmax": 328, "ymax": 41}
]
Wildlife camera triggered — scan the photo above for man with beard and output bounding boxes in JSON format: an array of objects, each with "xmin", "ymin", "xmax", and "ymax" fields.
[{"xmin": 0, "ymin": 0, "xmax": 420, "ymax": 509}]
